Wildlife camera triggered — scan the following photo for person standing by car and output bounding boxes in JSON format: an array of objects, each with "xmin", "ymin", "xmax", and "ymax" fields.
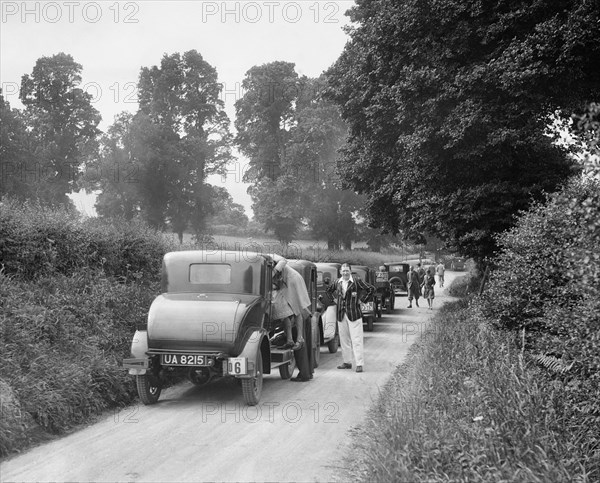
[
  {"xmin": 422, "ymin": 268, "xmax": 436, "ymax": 309},
  {"xmin": 326, "ymin": 262, "xmax": 375, "ymax": 373},
  {"xmin": 436, "ymin": 261, "xmax": 445, "ymax": 288},
  {"xmin": 272, "ymin": 258, "xmax": 313, "ymax": 382},
  {"xmin": 407, "ymin": 265, "xmax": 421, "ymax": 308}
]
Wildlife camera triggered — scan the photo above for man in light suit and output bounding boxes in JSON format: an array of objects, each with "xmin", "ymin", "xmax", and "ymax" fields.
[{"xmin": 325, "ymin": 262, "xmax": 375, "ymax": 373}]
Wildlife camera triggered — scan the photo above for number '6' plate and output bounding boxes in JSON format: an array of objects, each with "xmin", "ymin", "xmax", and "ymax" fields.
[{"xmin": 225, "ymin": 357, "xmax": 248, "ymax": 375}]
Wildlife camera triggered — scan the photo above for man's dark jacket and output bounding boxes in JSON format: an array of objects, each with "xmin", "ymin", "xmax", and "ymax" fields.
[{"xmin": 325, "ymin": 276, "xmax": 375, "ymax": 322}]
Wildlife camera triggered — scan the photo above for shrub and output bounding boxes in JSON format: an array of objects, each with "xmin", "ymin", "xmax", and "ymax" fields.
[
  {"xmin": 474, "ymin": 177, "xmax": 600, "ymax": 468},
  {"xmin": 0, "ymin": 268, "xmax": 157, "ymax": 455},
  {"xmin": 0, "ymin": 200, "xmax": 172, "ymax": 456},
  {"xmin": 347, "ymin": 302, "xmax": 596, "ymax": 482},
  {"xmin": 0, "ymin": 198, "xmax": 172, "ymax": 282}
]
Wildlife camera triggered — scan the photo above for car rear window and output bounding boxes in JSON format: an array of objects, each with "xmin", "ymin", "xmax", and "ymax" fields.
[
  {"xmin": 189, "ymin": 264, "xmax": 232, "ymax": 284},
  {"xmin": 352, "ymin": 269, "xmax": 367, "ymax": 280}
]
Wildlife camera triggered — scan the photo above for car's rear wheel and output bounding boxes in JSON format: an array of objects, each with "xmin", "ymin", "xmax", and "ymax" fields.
[
  {"xmin": 327, "ymin": 332, "xmax": 339, "ymax": 353},
  {"xmin": 136, "ymin": 373, "xmax": 161, "ymax": 405},
  {"xmin": 242, "ymin": 350, "xmax": 263, "ymax": 406},
  {"xmin": 279, "ymin": 352, "xmax": 296, "ymax": 379}
]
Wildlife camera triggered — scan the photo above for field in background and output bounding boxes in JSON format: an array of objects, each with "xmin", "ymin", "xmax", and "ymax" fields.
[{"xmin": 167, "ymin": 233, "xmax": 426, "ymax": 267}]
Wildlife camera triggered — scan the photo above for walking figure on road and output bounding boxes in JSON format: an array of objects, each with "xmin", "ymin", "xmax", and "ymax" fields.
[
  {"xmin": 325, "ymin": 262, "xmax": 375, "ymax": 373},
  {"xmin": 422, "ymin": 268, "xmax": 436, "ymax": 310},
  {"xmin": 407, "ymin": 265, "xmax": 421, "ymax": 308},
  {"xmin": 436, "ymin": 261, "xmax": 445, "ymax": 288}
]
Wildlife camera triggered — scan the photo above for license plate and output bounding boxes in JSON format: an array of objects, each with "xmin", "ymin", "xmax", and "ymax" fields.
[
  {"xmin": 361, "ymin": 301, "xmax": 374, "ymax": 312},
  {"xmin": 225, "ymin": 357, "xmax": 248, "ymax": 375},
  {"xmin": 161, "ymin": 354, "xmax": 212, "ymax": 366}
]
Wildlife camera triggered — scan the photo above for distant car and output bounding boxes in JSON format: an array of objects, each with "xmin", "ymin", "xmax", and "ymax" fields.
[
  {"xmin": 447, "ymin": 257, "xmax": 466, "ymax": 271},
  {"xmin": 315, "ymin": 262, "xmax": 341, "ymax": 353},
  {"xmin": 351, "ymin": 265, "xmax": 378, "ymax": 332},
  {"xmin": 374, "ymin": 268, "xmax": 395, "ymax": 316},
  {"xmin": 383, "ymin": 262, "xmax": 410, "ymax": 298}
]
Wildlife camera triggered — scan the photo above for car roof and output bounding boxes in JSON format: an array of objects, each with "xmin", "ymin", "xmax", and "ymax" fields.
[
  {"xmin": 164, "ymin": 250, "xmax": 273, "ymax": 265},
  {"xmin": 287, "ymin": 259, "xmax": 317, "ymax": 269}
]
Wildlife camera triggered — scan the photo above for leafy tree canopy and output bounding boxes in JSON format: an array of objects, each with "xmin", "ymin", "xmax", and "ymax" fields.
[
  {"xmin": 19, "ymin": 53, "xmax": 101, "ymax": 205},
  {"xmin": 236, "ymin": 66, "xmax": 364, "ymax": 247},
  {"xmin": 87, "ymin": 51, "xmax": 233, "ymax": 242},
  {"xmin": 327, "ymin": 0, "xmax": 600, "ymax": 260}
]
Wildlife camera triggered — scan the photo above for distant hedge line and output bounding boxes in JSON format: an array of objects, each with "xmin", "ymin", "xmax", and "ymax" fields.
[{"xmin": 0, "ymin": 200, "xmax": 174, "ymax": 456}]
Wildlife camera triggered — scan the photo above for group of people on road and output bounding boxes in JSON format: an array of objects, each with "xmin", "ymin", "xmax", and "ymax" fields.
[
  {"xmin": 271, "ymin": 258, "xmax": 447, "ymax": 380},
  {"xmin": 407, "ymin": 261, "xmax": 446, "ymax": 310}
]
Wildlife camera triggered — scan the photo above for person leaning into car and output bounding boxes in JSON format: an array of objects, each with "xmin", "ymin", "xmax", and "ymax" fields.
[{"xmin": 325, "ymin": 262, "xmax": 375, "ymax": 373}]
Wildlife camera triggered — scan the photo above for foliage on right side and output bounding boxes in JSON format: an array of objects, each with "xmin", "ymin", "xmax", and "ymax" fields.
[
  {"xmin": 473, "ymin": 101, "xmax": 600, "ymax": 448},
  {"xmin": 474, "ymin": 176, "xmax": 599, "ymax": 462},
  {"xmin": 326, "ymin": 0, "xmax": 600, "ymax": 261}
]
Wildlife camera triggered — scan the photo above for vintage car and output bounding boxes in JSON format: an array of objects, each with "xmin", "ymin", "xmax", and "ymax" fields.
[
  {"xmin": 286, "ymin": 259, "xmax": 323, "ymax": 369},
  {"xmin": 351, "ymin": 265, "xmax": 378, "ymax": 332},
  {"xmin": 449, "ymin": 257, "xmax": 466, "ymax": 271},
  {"xmin": 122, "ymin": 250, "xmax": 318, "ymax": 406},
  {"xmin": 315, "ymin": 262, "xmax": 341, "ymax": 353},
  {"xmin": 374, "ymin": 267, "xmax": 396, "ymax": 316},
  {"xmin": 383, "ymin": 262, "xmax": 411, "ymax": 298}
]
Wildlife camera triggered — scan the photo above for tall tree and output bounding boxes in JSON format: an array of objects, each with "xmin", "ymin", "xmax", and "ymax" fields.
[
  {"xmin": 285, "ymin": 76, "xmax": 362, "ymax": 250},
  {"xmin": 206, "ymin": 186, "xmax": 249, "ymax": 227},
  {"xmin": 248, "ymin": 175, "xmax": 308, "ymax": 246},
  {"xmin": 327, "ymin": 0, "xmax": 600, "ymax": 261},
  {"xmin": 19, "ymin": 53, "xmax": 101, "ymax": 205},
  {"xmin": 0, "ymin": 92, "xmax": 36, "ymax": 199},
  {"xmin": 235, "ymin": 61, "xmax": 299, "ymax": 182},
  {"xmin": 134, "ymin": 50, "xmax": 232, "ymax": 240},
  {"xmin": 84, "ymin": 112, "xmax": 141, "ymax": 220}
]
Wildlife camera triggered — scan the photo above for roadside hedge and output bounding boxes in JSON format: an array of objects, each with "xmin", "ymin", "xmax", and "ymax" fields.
[
  {"xmin": 0, "ymin": 200, "xmax": 173, "ymax": 456},
  {"xmin": 475, "ymin": 176, "xmax": 600, "ymax": 467},
  {"xmin": 0, "ymin": 199, "xmax": 167, "ymax": 282}
]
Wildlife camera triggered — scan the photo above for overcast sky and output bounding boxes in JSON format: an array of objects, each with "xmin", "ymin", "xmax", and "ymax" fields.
[{"xmin": 1, "ymin": 0, "xmax": 354, "ymax": 216}]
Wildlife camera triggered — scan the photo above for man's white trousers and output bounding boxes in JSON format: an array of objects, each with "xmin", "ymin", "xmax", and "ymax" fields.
[{"xmin": 338, "ymin": 313, "xmax": 364, "ymax": 367}]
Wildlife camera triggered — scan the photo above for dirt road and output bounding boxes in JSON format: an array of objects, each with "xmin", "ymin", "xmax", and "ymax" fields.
[{"xmin": 1, "ymin": 273, "xmax": 459, "ymax": 483}]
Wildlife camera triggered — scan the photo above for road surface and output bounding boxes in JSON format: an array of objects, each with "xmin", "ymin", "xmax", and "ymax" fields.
[{"xmin": 0, "ymin": 273, "xmax": 459, "ymax": 483}]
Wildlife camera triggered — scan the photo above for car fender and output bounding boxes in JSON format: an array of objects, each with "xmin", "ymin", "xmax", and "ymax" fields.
[
  {"xmin": 321, "ymin": 305, "xmax": 337, "ymax": 340},
  {"xmin": 237, "ymin": 328, "xmax": 270, "ymax": 378},
  {"xmin": 125, "ymin": 330, "xmax": 149, "ymax": 375}
]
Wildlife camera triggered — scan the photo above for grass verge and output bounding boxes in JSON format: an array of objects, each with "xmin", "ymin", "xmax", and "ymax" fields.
[{"xmin": 343, "ymin": 296, "xmax": 598, "ymax": 482}]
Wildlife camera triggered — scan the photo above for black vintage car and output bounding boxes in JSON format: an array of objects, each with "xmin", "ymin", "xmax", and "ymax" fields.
[
  {"xmin": 287, "ymin": 259, "xmax": 323, "ymax": 370},
  {"xmin": 374, "ymin": 267, "xmax": 396, "ymax": 316},
  {"xmin": 122, "ymin": 251, "xmax": 318, "ymax": 406},
  {"xmin": 383, "ymin": 262, "xmax": 411, "ymax": 298}
]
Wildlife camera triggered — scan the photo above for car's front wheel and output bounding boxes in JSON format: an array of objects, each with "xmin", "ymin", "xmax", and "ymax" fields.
[
  {"xmin": 136, "ymin": 373, "xmax": 161, "ymax": 405},
  {"xmin": 242, "ymin": 350, "xmax": 263, "ymax": 406}
]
